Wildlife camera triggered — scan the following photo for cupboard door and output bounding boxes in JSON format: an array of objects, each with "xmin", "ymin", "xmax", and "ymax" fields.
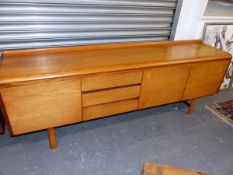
[
  {"xmin": 139, "ymin": 65, "xmax": 190, "ymax": 109},
  {"xmin": 183, "ymin": 60, "xmax": 230, "ymax": 100},
  {"xmin": 0, "ymin": 78, "xmax": 82, "ymax": 135}
]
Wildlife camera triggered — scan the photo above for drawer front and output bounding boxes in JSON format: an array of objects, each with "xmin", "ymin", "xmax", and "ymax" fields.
[
  {"xmin": 82, "ymin": 71, "xmax": 142, "ymax": 92},
  {"xmin": 82, "ymin": 85, "xmax": 140, "ymax": 107},
  {"xmin": 1, "ymin": 78, "xmax": 82, "ymax": 135},
  {"xmin": 83, "ymin": 99, "xmax": 138, "ymax": 121}
]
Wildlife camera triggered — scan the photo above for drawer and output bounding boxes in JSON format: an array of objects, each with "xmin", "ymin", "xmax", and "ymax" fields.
[
  {"xmin": 83, "ymin": 99, "xmax": 138, "ymax": 121},
  {"xmin": 0, "ymin": 78, "xmax": 82, "ymax": 135},
  {"xmin": 82, "ymin": 85, "xmax": 140, "ymax": 107},
  {"xmin": 82, "ymin": 70, "xmax": 143, "ymax": 92}
]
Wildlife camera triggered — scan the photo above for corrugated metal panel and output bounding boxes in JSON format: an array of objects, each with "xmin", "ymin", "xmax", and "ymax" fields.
[{"xmin": 0, "ymin": 0, "xmax": 179, "ymax": 50}]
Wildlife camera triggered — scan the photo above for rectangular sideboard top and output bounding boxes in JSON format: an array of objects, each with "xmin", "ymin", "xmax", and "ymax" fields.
[{"xmin": 0, "ymin": 40, "xmax": 231, "ymax": 85}]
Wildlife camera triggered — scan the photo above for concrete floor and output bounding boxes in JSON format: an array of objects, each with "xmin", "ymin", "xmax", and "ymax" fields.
[{"xmin": 0, "ymin": 90, "xmax": 233, "ymax": 175}]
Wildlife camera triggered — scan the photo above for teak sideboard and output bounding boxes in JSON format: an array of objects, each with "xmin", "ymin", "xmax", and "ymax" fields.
[{"xmin": 0, "ymin": 40, "xmax": 231, "ymax": 149}]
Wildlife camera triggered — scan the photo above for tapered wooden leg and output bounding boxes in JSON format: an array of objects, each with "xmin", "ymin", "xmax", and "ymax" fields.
[
  {"xmin": 47, "ymin": 128, "xmax": 57, "ymax": 149},
  {"xmin": 188, "ymin": 98, "xmax": 197, "ymax": 114},
  {"xmin": 0, "ymin": 112, "xmax": 5, "ymax": 134},
  {"xmin": 0, "ymin": 121, "xmax": 4, "ymax": 134}
]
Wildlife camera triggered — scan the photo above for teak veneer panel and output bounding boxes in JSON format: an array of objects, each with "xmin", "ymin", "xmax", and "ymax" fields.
[
  {"xmin": 0, "ymin": 40, "xmax": 231, "ymax": 149},
  {"xmin": 139, "ymin": 65, "xmax": 190, "ymax": 109},
  {"xmin": 82, "ymin": 85, "xmax": 140, "ymax": 107},
  {"xmin": 0, "ymin": 78, "xmax": 82, "ymax": 135},
  {"xmin": 83, "ymin": 99, "xmax": 138, "ymax": 121},
  {"xmin": 0, "ymin": 40, "xmax": 231, "ymax": 85},
  {"xmin": 183, "ymin": 60, "xmax": 230, "ymax": 99},
  {"xmin": 82, "ymin": 71, "xmax": 142, "ymax": 92}
]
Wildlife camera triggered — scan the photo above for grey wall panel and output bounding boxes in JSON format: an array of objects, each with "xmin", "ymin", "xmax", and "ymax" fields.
[{"xmin": 0, "ymin": 0, "xmax": 179, "ymax": 50}]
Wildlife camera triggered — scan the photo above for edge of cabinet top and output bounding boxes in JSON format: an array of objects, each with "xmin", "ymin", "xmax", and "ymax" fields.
[{"xmin": 0, "ymin": 40, "xmax": 231, "ymax": 85}]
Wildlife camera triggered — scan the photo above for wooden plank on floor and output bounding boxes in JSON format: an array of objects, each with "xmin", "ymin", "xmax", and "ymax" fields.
[{"xmin": 142, "ymin": 162, "xmax": 210, "ymax": 175}]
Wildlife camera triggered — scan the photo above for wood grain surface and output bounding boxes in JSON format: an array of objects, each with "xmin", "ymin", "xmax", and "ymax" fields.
[
  {"xmin": 83, "ymin": 99, "xmax": 138, "ymax": 121},
  {"xmin": 0, "ymin": 78, "xmax": 82, "ymax": 135},
  {"xmin": 81, "ymin": 70, "xmax": 142, "ymax": 92},
  {"xmin": 82, "ymin": 85, "xmax": 140, "ymax": 107},
  {"xmin": 139, "ymin": 65, "xmax": 190, "ymax": 109},
  {"xmin": 183, "ymin": 60, "xmax": 230, "ymax": 99},
  {"xmin": 0, "ymin": 40, "xmax": 231, "ymax": 85}
]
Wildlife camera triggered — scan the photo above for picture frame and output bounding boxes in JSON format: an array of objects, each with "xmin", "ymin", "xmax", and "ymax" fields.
[
  {"xmin": 202, "ymin": 0, "xmax": 233, "ymax": 19},
  {"xmin": 202, "ymin": 23, "xmax": 233, "ymax": 89}
]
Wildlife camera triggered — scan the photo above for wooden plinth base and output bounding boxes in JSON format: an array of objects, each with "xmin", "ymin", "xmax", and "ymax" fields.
[{"xmin": 47, "ymin": 128, "xmax": 57, "ymax": 150}]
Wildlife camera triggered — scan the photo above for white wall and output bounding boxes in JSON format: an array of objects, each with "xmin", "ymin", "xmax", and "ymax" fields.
[{"xmin": 174, "ymin": 0, "xmax": 233, "ymax": 40}]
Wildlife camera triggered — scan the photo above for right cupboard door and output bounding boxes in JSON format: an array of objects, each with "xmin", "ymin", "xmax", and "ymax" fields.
[
  {"xmin": 139, "ymin": 65, "xmax": 190, "ymax": 109},
  {"xmin": 183, "ymin": 60, "xmax": 230, "ymax": 100}
]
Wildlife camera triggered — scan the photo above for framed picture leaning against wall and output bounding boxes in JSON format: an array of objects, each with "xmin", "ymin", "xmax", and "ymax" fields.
[{"xmin": 203, "ymin": 23, "xmax": 233, "ymax": 89}]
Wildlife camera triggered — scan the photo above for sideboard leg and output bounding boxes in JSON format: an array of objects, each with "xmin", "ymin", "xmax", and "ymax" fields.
[
  {"xmin": 0, "ymin": 111, "xmax": 5, "ymax": 134},
  {"xmin": 47, "ymin": 128, "xmax": 57, "ymax": 150},
  {"xmin": 0, "ymin": 120, "xmax": 4, "ymax": 134},
  {"xmin": 188, "ymin": 98, "xmax": 197, "ymax": 114}
]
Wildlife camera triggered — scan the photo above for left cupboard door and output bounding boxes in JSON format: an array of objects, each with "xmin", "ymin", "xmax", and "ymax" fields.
[{"xmin": 0, "ymin": 78, "xmax": 82, "ymax": 135}]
